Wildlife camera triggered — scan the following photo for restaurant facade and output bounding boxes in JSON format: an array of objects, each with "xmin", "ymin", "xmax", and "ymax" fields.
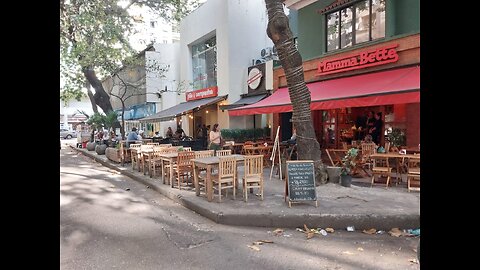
[
  {"xmin": 140, "ymin": 0, "xmax": 276, "ymax": 136},
  {"xmin": 229, "ymin": 0, "xmax": 420, "ymax": 148}
]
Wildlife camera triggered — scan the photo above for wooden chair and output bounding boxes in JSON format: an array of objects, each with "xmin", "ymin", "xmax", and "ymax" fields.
[
  {"xmin": 243, "ymin": 145, "xmax": 256, "ymax": 155},
  {"xmin": 241, "ymin": 141, "xmax": 255, "ymax": 154},
  {"xmin": 216, "ymin": 149, "xmax": 232, "ymax": 156},
  {"xmin": 147, "ymin": 142, "xmax": 160, "ymax": 146},
  {"xmin": 384, "ymin": 141, "xmax": 391, "ymax": 153},
  {"xmin": 325, "ymin": 149, "xmax": 347, "ymax": 167},
  {"xmin": 195, "ymin": 150, "xmax": 215, "ymax": 159},
  {"xmin": 159, "ymin": 144, "xmax": 172, "ymax": 147},
  {"xmin": 174, "ymin": 151, "xmax": 195, "ymax": 190},
  {"xmin": 150, "ymin": 147, "xmax": 173, "ymax": 178},
  {"xmin": 360, "ymin": 142, "xmax": 377, "ymax": 170},
  {"xmin": 371, "ymin": 156, "xmax": 393, "ymax": 188},
  {"xmin": 242, "ymin": 155, "xmax": 264, "ymax": 202},
  {"xmin": 140, "ymin": 145, "xmax": 154, "ymax": 174},
  {"xmin": 194, "ymin": 150, "xmax": 215, "ymax": 195},
  {"xmin": 212, "ymin": 156, "xmax": 237, "ymax": 202},
  {"xmin": 129, "ymin": 144, "xmax": 142, "ymax": 171},
  {"xmin": 407, "ymin": 157, "xmax": 420, "ymax": 192},
  {"xmin": 259, "ymin": 146, "xmax": 272, "ymax": 167},
  {"xmin": 161, "ymin": 147, "xmax": 179, "ymax": 184}
]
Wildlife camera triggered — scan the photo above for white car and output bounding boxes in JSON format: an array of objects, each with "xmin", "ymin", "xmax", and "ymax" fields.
[{"xmin": 60, "ymin": 128, "xmax": 77, "ymax": 139}]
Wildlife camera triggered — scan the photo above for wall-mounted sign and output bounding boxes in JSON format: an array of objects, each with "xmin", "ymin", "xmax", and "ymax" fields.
[
  {"xmin": 316, "ymin": 44, "xmax": 399, "ymax": 76},
  {"xmin": 186, "ymin": 86, "xmax": 218, "ymax": 101},
  {"xmin": 247, "ymin": 60, "xmax": 273, "ymax": 94},
  {"xmin": 247, "ymin": 67, "xmax": 263, "ymax": 90}
]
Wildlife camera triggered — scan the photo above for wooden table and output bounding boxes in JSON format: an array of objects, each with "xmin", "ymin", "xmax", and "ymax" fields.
[
  {"xmin": 191, "ymin": 154, "xmax": 245, "ymax": 202},
  {"xmin": 222, "ymin": 143, "xmax": 244, "ymax": 154},
  {"xmin": 370, "ymin": 153, "xmax": 420, "ymax": 182},
  {"xmin": 370, "ymin": 153, "xmax": 420, "ymax": 159}
]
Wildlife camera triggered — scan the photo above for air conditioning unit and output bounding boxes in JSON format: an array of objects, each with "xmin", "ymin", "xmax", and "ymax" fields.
[
  {"xmin": 261, "ymin": 47, "xmax": 272, "ymax": 58},
  {"xmin": 255, "ymin": 58, "xmax": 266, "ymax": 65}
]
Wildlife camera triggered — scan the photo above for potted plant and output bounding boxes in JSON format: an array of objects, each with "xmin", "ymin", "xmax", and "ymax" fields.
[{"xmin": 340, "ymin": 148, "xmax": 359, "ymax": 187}]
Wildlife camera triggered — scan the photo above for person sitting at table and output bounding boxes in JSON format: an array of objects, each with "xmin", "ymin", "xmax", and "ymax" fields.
[
  {"xmin": 287, "ymin": 127, "xmax": 297, "ymax": 145},
  {"xmin": 154, "ymin": 131, "xmax": 161, "ymax": 138},
  {"xmin": 166, "ymin": 127, "xmax": 173, "ymax": 138},
  {"xmin": 126, "ymin": 127, "xmax": 140, "ymax": 147},
  {"xmin": 175, "ymin": 125, "xmax": 185, "ymax": 139}
]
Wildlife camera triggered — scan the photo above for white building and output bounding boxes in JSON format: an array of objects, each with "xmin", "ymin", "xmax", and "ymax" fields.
[
  {"xmin": 59, "ymin": 96, "xmax": 97, "ymax": 130},
  {"xmin": 141, "ymin": 0, "xmax": 275, "ymax": 136},
  {"xmin": 128, "ymin": 5, "xmax": 180, "ymax": 51}
]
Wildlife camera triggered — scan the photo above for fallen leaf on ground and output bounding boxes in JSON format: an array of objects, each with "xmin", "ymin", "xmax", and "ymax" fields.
[
  {"xmin": 409, "ymin": 259, "xmax": 419, "ymax": 264},
  {"xmin": 304, "ymin": 224, "xmax": 310, "ymax": 232},
  {"xmin": 306, "ymin": 232, "xmax": 315, "ymax": 239},
  {"xmin": 388, "ymin": 228, "xmax": 403, "ymax": 237},
  {"xmin": 247, "ymin": 245, "xmax": 260, "ymax": 251},
  {"xmin": 326, "ymin": 228, "xmax": 335, "ymax": 233},
  {"xmin": 273, "ymin": 228, "xmax": 284, "ymax": 236},
  {"xmin": 357, "ymin": 247, "xmax": 364, "ymax": 251},
  {"xmin": 363, "ymin": 228, "xmax": 377, "ymax": 235},
  {"xmin": 252, "ymin": 240, "xmax": 274, "ymax": 245},
  {"xmin": 258, "ymin": 240, "xmax": 274, "ymax": 243}
]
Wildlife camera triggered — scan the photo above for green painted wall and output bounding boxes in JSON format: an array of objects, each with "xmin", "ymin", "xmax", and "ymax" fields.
[
  {"xmin": 288, "ymin": 9, "xmax": 299, "ymax": 38},
  {"xmin": 297, "ymin": 1, "xmax": 328, "ymax": 60},
  {"xmin": 294, "ymin": 0, "xmax": 420, "ymax": 60},
  {"xmin": 394, "ymin": 0, "xmax": 420, "ymax": 35}
]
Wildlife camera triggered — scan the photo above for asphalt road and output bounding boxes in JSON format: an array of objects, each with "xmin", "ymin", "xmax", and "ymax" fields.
[{"xmin": 60, "ymin": 145, "xmax": 420, "ymax": 270}]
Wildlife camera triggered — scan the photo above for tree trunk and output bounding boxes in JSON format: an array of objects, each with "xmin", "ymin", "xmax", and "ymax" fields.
[
  {"xmin": 86, "ymin": 83, "xmax": 98, "ymax": 114},
  {"xmin": 121, "ymin": 101, "xmax": 126, "ymax": 140},
  {"xmin": 265, "ymin": 0, "xmax": 327, "ymax": 185},
  {"xmin": 83, "ymin": 67, "xmax": 122, "ymax": 129}
]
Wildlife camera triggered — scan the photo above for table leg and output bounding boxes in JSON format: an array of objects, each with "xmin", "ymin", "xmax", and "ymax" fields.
[
  {"xmin": 207, "ymin": 164, "xmax": 212, "ymax": 202},
  {"xmin": 194, "ymin": 163, "xmax": 200, "ymax": 196},
  {"xmin": 170, "ymin": 158, "xmax": 174, "ymax": 188},
  {"xmin": 161, "ymin": 159, "xmax": 165, "ymax": 184}
]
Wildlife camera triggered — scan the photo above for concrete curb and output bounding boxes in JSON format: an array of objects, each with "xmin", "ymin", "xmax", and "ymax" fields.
[{"xmin": 70, "ymin": 146, "xmax": 420, "ymax": 229}]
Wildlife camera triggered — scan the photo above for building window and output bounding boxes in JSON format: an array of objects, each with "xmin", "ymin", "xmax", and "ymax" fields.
[
  {"xmin": 191, "ymin": 36, "xmax": 217, "ymax": 90},
  {"xmin": 326, "ymin": 0, "xmax": 385, "ymax": 52}
]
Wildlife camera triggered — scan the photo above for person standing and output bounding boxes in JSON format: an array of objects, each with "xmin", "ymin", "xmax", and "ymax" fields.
[
  {"xmin": 209, "ymin": 123, "xmax": 222, "ymax": 151},
  {"xmin": 201, "ymin": 124, "xmax": 208, "ymax": 148},
  {"xmin": 355, "ymin": 110, "xmax": 368, "ymax": 140},
  {"xmin": 370, "ymin": 112, "xmax": 383, "ymax": 145}
]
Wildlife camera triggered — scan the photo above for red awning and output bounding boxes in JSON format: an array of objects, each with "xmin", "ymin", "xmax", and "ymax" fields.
[{"xmin": 229, "ymin": 66, "xmax": 420, "ymax": 116}]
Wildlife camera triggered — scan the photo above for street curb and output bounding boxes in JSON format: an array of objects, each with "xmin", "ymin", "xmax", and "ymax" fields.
[{"xmin": 70, "ymin": 146, "xmax": 420, "ymax": 229}]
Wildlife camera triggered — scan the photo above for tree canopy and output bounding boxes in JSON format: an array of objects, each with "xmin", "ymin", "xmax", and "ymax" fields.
[{"xmin": 60, "ymin": 0, "xmax": 200, "ymax": 105}]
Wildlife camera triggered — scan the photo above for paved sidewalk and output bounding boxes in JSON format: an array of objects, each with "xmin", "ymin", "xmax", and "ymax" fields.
[{"xmin": 68, "ymin": 145, "xmax": 420, "ymax": 230}]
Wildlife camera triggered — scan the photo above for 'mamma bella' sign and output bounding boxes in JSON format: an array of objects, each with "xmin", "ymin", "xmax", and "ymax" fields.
[
  {"xmin": 316, "ymin": 44, "xmax": 399, "ymax": 76},
  {"xmin": 186, "ymin": 86, "xmax": 218, "ymax": 101}
]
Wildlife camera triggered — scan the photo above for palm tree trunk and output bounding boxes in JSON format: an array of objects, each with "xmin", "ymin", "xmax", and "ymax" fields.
[{"xmin": 265, "ymin": 0, "xmax": 327, "ymax": 184}]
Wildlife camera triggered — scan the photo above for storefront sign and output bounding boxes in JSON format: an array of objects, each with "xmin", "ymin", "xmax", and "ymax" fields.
[
  {"xmin": 316, "ymin": 44, "xmax": 399, "ymax": 76},
  {"xmin": 186, "ymin": 86, "xmax": 218, "ymax": 101},
  {"xmin": 247, "ymin": 67, "xmax": 263, "ymax": 90}
]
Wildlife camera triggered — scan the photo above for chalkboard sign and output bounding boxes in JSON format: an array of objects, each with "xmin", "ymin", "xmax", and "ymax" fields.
[{"xmin": 286, "ymin": 160, "xmax": 317, "ymax": 207}]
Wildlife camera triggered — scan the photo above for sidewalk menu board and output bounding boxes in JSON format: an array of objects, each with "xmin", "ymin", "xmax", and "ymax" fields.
[{"xmin": 285, "ymin": 160, "xmax": 318, "ymax": 207}]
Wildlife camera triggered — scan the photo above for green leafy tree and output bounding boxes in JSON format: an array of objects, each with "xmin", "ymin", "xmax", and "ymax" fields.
[{"xmin": 60, "ymin": 0, "xmax": 200, "ymax": 117}]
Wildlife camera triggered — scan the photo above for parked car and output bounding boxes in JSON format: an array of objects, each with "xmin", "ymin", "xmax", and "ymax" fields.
[{"xmin": 60, "ymin": 128, "xmax": 77, "ymax": 139}]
